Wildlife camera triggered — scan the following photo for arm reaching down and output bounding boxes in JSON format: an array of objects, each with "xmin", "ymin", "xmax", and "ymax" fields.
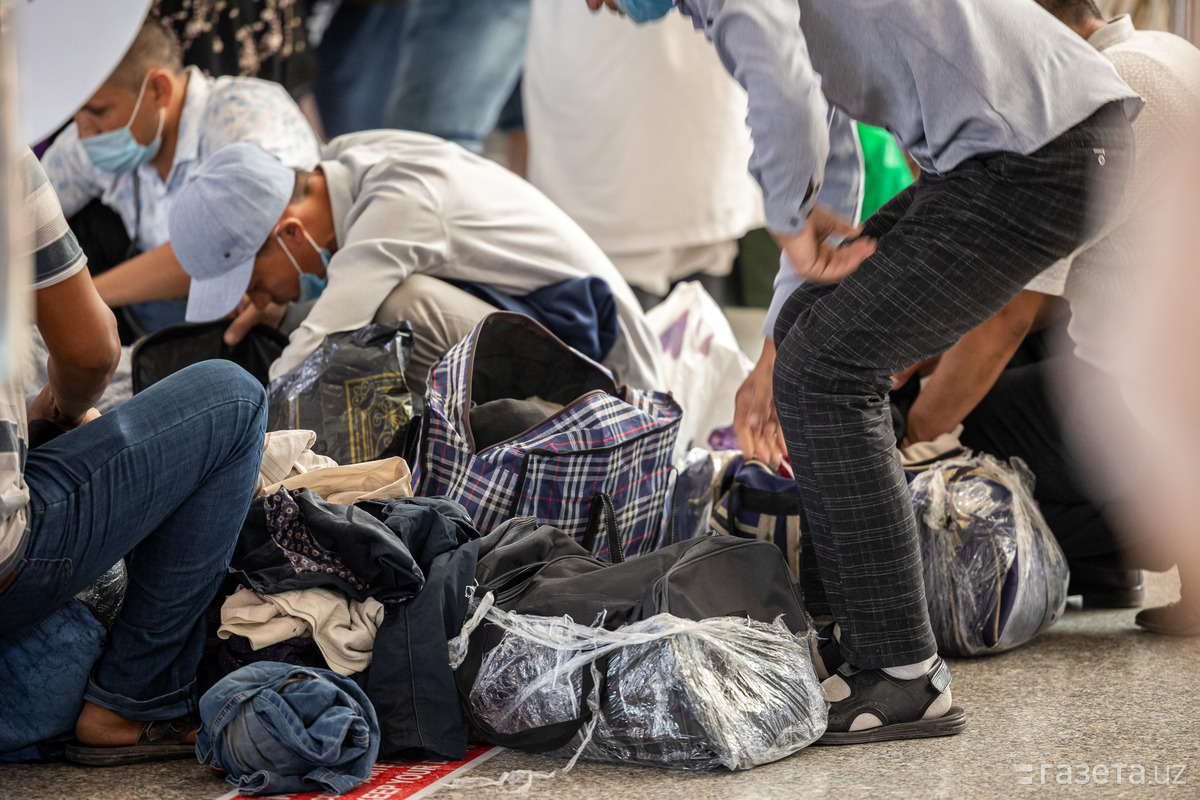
[{"xmin": 902, "ymin": 291, "xmax": 1047, "ymax": 445}]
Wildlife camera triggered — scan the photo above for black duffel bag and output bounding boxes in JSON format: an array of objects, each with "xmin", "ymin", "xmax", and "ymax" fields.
[
  {"xmin": 451, "ymin": 496, "xmax": 821, "ymax": 767},
  {"xmin": 131, "ymin": 320, "xmax": 288, "ymax": 393}
]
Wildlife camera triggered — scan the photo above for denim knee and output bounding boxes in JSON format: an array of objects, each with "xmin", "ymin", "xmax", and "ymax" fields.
[{"xmin": 173, "ymin": 361, "xmax": 267, "ymax": 419}]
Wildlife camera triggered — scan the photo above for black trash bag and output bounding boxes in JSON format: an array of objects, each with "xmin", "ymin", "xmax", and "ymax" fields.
[
  {"xmin": 131, "ymin": 320, "xmax": 289, "ymax": 393},
  {"xmin": 267, "ymin": 324, "xmax": 415, "ymax": 465}
]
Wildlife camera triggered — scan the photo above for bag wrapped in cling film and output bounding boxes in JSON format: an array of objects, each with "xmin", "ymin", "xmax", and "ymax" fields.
[
  {"xmin": 268, "ymin": 324, "xmax": 415, "ymax": 466},
  {"xmin": 907, "ymin": 451, "xmax": 1069, "ymax": 656},
  {"xmin": 74, "ymin": 560, "xmax": 127, "ymax": 629},
  {"xmin": 449, "ymin": 593, "xmax": 828, "ymax": 772}
]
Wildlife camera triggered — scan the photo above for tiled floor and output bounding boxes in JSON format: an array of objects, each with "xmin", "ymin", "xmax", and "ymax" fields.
[{"xmin": 2, "ymin": 570, "xmax": 1196, "ymax": 800}]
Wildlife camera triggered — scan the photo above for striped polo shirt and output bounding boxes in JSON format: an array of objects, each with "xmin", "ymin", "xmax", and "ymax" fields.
[{"xmin": 0, "ymin": 150, "xmax": 88, "ymax": 574}]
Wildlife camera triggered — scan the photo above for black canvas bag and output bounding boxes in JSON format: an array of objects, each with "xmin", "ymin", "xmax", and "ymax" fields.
[
  {"xmin": 454, "ymin": 500, "xmax": 809, "ymax": 752},
  {"xmin": 131, "ymin": 320, "xmax": 288, "ymax": 393}
]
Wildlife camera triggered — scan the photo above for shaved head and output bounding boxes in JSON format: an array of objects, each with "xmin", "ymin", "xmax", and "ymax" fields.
[{"xmin": 105, "ymin": 14, "xmax": 184, "ymax": 93}]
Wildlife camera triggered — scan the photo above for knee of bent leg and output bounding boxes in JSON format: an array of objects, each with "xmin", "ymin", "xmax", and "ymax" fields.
[
  {"xmin": 373, "ymin": 274, "xmax": 444, "ymax": 328},
  {"xmin": 183, "ymin": 361, "xmax": 267, "ymax": 421}
]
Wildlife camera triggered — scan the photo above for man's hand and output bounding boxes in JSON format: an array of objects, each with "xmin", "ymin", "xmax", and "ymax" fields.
[
  {"xmin": 585, "ymin": 0, "xmax": 623, "ymax": 11},
  {"xmin": 733, "ymin": 339, "xmax": 788, "ymax": 469},
  {"xmin": 224, "ymin": 296, "xmax": 288, "ymax": 346},
  {"xmin": 28, "ymin": 385, "xmax": 100, "ymax": 432},
  {"xmin": 891, "ymin": 356, "xmax": 941, "ymax": 390},
  {"xmin": 772, "ymin": 205, "xmax": 876, "ymax": 285}
]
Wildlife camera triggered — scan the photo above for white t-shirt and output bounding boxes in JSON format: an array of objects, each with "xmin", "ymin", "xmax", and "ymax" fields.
[{"xmin": 523, "ymin": 0, "xmax": 763, "ymax": 265}]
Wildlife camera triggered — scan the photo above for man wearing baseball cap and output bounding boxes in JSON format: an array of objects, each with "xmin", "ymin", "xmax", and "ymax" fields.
[{"xmin": 169, "ymin": 132, "xmax": 664, "ymax": 394}]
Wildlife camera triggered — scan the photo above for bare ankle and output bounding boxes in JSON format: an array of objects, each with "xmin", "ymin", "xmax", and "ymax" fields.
[{"xmin": 75, "ymin": 701, "xmax": 144, "ymax": 747}]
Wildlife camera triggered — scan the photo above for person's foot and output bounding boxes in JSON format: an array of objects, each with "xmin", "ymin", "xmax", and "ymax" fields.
[
  {"xmin": 1068, "ymin": 561, "xmax": 1144, "ymax": 609},
  {"xmin": 1136, "ymin": 599, "xmax": 1200, "ymax": 636},
  {"xmin": 810, "ymin": 619, "xmax": 845, "ymax": 681},
  {"xmin": 814, "ymin": 658, "xmax": 967, "ymax": 745},
  {"xmin": 66, "ymin": 702, "xmax": 198, "ymax": 766}
]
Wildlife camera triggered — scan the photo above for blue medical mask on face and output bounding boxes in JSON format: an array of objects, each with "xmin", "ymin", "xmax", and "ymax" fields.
[
  {"xmin": 277, "ymin": 227, "xmax": 330, "ymax": 302},
  {"xmin": 613, "ymin": 0, "xmax": 675, "ymax": 24},
  {"xmin": 80, "ymin": 74, "xmax": 166, "ymax": 174}
]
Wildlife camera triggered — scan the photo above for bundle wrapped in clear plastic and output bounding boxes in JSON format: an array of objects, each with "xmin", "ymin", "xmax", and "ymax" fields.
[
  {"xmin": 73, "ymin": 560, "xmax": 127, "ymax": 629},
  {"xmin": 450, "ymin": 595, "xmax": 827, "ymax": 772},
  {"xmin": 267, "ymin": 324, "xmax": 415, "ymax": 465},
  {"xmin": 908, "ymin": 452, "xmax": 1069, "ymax": 656},
  {"xmin": 671, "ymin": 448, "xmax": 717, "ymax": 543}
]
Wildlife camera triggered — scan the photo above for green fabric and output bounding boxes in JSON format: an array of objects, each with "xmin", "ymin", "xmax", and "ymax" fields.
[
  {"xmin": 857, "ymin": 123, "xmax": 915, "ymax": 221},
  {"xmin": 736, "ymin": 125, "xmax": 915, "ymax": 309}
]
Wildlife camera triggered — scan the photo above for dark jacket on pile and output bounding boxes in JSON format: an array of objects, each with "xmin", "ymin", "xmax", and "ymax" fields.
[{"xmin": 231, "ymin": 488, "xmax": 481, "ymax": 759}]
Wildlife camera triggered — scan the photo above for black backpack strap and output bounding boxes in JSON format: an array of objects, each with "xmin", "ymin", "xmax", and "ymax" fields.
[{"xmin": 583, "ymin": 493, "xmax": 624, "ymax": 563}]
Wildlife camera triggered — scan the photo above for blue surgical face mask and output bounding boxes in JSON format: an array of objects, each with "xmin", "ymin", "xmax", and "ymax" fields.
[
  {"xmin": 80, "ymin": 74, "xmax": 166, "ymax": 174},
  {"xmin": 277, "ymin": 227, "xmax": 330, "ymax": 303},
  {"xmin": 613, "ymin": 0, "xmax": 675, "ymax": 24}
]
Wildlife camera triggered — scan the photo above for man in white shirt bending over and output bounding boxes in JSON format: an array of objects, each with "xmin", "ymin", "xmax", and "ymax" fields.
[{"xmin": 168, "ymin": 133, "xmax": 665, "ymax": 394}]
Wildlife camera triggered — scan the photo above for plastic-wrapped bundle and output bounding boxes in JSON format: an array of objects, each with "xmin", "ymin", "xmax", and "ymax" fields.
[
  {"xmin": 267, "ymin": 324, "xmax": 415, "ymax": 465},
  {"xmin": 908, "ymin": 452, "xmax": 1069, "ymax": 656},
  {"xmin": 671, "ymin": 448, "xmax": 716, "ymax": 543},
  {"xmin": 452, "ymin": 596, "xmax": 827, "ymax": 771},
  {"xmin": 73, "ymin": 560, "xmax": 127, "ymax": 629}
]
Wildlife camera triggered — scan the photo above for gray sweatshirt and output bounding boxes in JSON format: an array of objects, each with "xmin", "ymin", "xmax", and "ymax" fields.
[{"xmin": 677, "ymin": 0, "xmax": 1143, "ymax": 234}]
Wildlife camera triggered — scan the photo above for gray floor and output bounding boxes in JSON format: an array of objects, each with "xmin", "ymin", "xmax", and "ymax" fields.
[{"xmin": 2, "ymin": 571, "xmax": 1195, "ymax": 800}]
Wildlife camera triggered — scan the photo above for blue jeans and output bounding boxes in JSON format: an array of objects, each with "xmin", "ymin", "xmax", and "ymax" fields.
[
  {"xmin": 312, "ymin": 4, "xmax": 410, "ymax": 137},
  {"xmin": 314, "ymin": 0, "xmax": 528, "ymax": 149},
  {"xmin": 198, "ymin": 663, "xmax": 379, "ymax": 796},
  {"xmin": 382, "ymin": 0, "xmax": 529, "ymax": 153},
  {"xmin": 0, "ymin": 361, "xmax": 266, "ymax": 720}
]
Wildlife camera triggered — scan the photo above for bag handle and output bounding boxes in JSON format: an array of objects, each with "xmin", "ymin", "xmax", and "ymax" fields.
[{"xmin": 582, "ymin": 493, "xmax": 624, "ymax": 563}]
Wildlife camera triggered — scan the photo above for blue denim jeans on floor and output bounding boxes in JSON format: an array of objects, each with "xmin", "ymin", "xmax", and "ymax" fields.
[
  {"xmin": 198, "ymin": 663, "xmax": 379, "ymax": 797},
  {"xmin": 0, "ymin": 361, "xmax": 266, "ymax": 721}
]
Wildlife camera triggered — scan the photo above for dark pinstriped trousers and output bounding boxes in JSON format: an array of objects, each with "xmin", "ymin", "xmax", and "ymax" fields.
[{"xmin": 773, "ymin": 102, "xmax": 1134, "ymax": 669}]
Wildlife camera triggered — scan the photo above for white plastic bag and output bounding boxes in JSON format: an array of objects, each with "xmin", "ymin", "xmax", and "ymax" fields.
[{"xmin": 646, "ymin": 282, "xmax": 753, "ymax": 453}]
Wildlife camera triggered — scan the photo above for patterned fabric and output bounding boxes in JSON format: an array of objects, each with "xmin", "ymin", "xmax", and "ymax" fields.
[
  {"xmin": 42, "ymin": 66, "xmax": 320, "ymax": 251},
  {"xmin": 416, "ymin": 313, "xmax": 681, "ymax": 560},
  {"xmin": 155, "ymin": 0, "xmax": 315, "ymax": 93},
  {"xmin": 262, "ymin": 487, "xmax": 365, "ymax": 591},
  {"xmin": 0, "ymin": 152, "xmax": 90, "ymax": 574}
]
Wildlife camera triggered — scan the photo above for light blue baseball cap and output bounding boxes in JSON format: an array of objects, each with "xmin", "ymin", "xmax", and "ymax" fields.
[{"xmin": 169, "ymin": 143, "xmax": 296, "ymax": 322}]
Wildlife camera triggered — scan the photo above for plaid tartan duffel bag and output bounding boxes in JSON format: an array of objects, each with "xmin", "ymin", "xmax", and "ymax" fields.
[{"xmin": 413, "ymin": 312, "xmax": 682, "ymax": 560}]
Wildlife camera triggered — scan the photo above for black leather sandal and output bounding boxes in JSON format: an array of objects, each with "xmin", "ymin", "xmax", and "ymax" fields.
[
  {"xmin": 65, "ymin": 713, "xmax": 200, "ymax": 766},
  {"xmin": 814, "ymin": 658, "xmax": 967, "ymax": 745}
]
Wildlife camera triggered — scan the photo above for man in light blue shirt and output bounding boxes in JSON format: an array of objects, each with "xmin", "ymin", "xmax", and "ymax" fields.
[
  {"xmin": 41, "ymin": 13, "xmax": 320, "ymax": 336},
  {"xmin": 591, "ymin": 0, "xmax": 1140, "ymax": 743}
]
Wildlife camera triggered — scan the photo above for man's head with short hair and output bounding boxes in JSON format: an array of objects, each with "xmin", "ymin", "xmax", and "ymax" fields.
[
  {"xmin": 171, "ymin": 145, "xmax": 335, "ymax": 321},
  {"xmin": 72, "ymin": 13, "xmax": 190, "ymax": 167},
  {"xmin": 1034, "ymin": 0, "xmax": 1104, "ymax": 27},
  {"xmin": 104, "ymin": 14, "xmax": 185, "ymax": 94}
]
